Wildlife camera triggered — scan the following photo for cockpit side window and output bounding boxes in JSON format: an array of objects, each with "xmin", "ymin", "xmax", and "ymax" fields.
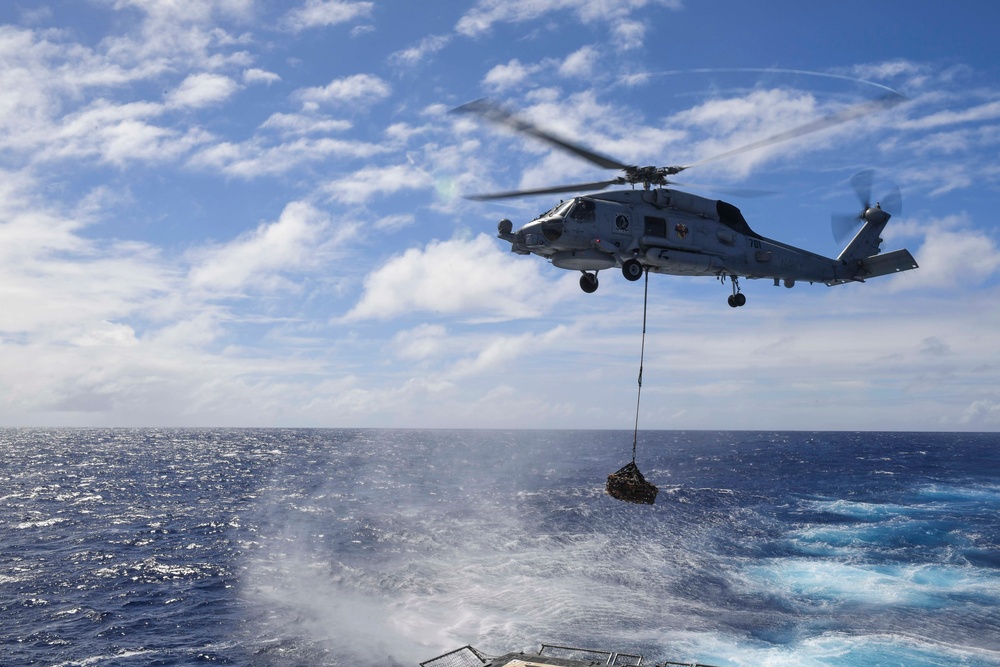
[{"xmin": 569, "ymin": 198, "xmax": 596, "ymax": 222}]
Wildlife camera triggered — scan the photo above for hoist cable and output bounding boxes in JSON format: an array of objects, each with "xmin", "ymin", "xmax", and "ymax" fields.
[{"xmin": 631, "ymin": 269, "xmax": 649, "ymax": 464}]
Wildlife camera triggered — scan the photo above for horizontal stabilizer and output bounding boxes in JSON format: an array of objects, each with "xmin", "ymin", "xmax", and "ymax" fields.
[{"xmin": 827, "ymin": 249, "xmax": 918, "ymax": 286}]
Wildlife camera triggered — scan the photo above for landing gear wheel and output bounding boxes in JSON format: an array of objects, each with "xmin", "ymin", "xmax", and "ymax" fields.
[
  {"xmin": 580, "ymin": 272, "xmax": 599, "ymax": 293},
  {"xmin": 622, "ymin": 259, "xmax": 643, "ymax": 282},
  {"xmin": 727, "ymin": 275, "xmax": 746, "ymax": 307}
]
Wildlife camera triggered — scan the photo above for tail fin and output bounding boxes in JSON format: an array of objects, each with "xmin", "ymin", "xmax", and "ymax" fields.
[
  {"xmin": 837, "ymin": 208, "xmax": 889, "ymax": 264},
  {"xmin": 829, "ymin": 174, "xmax": 916, "ymax": 284},
  {"xmin": 828, "ymin": 210, "xmax": 918, "ymax": 285}
]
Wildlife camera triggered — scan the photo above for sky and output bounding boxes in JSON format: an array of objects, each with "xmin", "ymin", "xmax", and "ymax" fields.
[{"xmin": 2, "ymin": 0, "xmax": 1000, "ymax": 430}]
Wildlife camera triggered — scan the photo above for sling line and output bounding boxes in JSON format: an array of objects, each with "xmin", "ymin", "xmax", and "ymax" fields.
[{"xmin": 631, "ymin": 269, "xmax": 649, "ymax": 465}]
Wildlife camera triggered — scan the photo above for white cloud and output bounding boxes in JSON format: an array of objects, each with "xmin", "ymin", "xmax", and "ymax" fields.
[
  {"xmin": 847, "ymin": 59, "xmax": 934, "ymax": 89},
  {"xmin": 244, "ymin": 67, "xmax": 282, "ymax": 85},
  {"xmin": 962, "ymin": 399, "xmax": 1000, "ymax": 426},
  {"xmin": 343, "ymin": 234, "xmax": 569, "ymax": 321},
  {"xmin": 167, "ymin": 72, "xmax": 240, "ymax": 108},
  {"xmin": 282, "ymin": 0, "xmax": 374, "ymax": 32},
  {"xmin": 375, "ymin": 213, "xmax": 415, "ymax": 231},
  {"xmin": 610, "ymin": 18, "xmax": 646, "ymax": 50},
  {"xmin": 851, "ymin": 59, "xmax": 929, "ymax": 81},
  {"xmin": 0, "ymin": 174, "xmax": 358, "ymax": 425},
  {"xmin": 187, "ymin": 201, "xmax": 333, "ymax": 293},
  {"xmin": 389, "ymin": 34, "xmax": 451, "ymax": 68},
  {"xmin": 391, "ymin": 324, "xmax": 449, "ymax": 361},
  {"xmin": 0, "ymin": 26, "xmax": 170, "ymax": 157},
  {"xmin": 71, "ymin": 321, "xmax": 141, "ymax": 348},
  {"xmin": 386, "ymin": 122, "xmax": 430, "ymax": 143},
  {"xmin": 484, "ymin": 59, "xmax": 540, "ymax": 92},
  {"xmin": 322, "ymin": 164, "xmax": 433, "ymax": 205},
  {"xmin": 260, "ymin": 112, "xmax": 352, "ymax": 136},
  {"xmin": 36, "ymin": 98, "xmax": 212, "ymax": 166},
  {"xmin": 482, "ymin": 91, "xmax": 661, "ymax": 190},
  {"xmin": 110, "ymin": 0, "xmax": 254, "ymax": 23},
  {"xmin": 2, "ymin": 5, "xmax": 999, "ymax": 431},
  {"xmin": 446, "ymin": 326, "xmax": 567, "ymax": 379},
  {"xmin": 0, "ymin": 25, "xmax": 247, "ymax": 169},
  {"xmin": 558, "ymin": 46, "xmax": 598, "ymax": 78},
  {"xmin": 101, "ymin": 0, "xmax": 256, "ymax": 64},
  {"xmin": 0, "ymin": 178, "xmax": 178, "ymax": 344},
  {"xmin": 188, "ymin": 134, "xmax": 389, "ymax": 178},
  {"xmin": 892, "ymin": 215, "xmax": 1000, "ymax": 291},
  {"xmin": 665, "ymin": 88, "xmax": 835, "ymax": 177},
  {"xmin": 296, "ymin": 73, "xmax": 391, "ymax": 108},
  {"xmin": 455, "ymin": 0, "xmax": 682, "ymax": 47},
  {"xmin": 901, "ymin": 99, "xmax": 1000, "ymax": 132}
]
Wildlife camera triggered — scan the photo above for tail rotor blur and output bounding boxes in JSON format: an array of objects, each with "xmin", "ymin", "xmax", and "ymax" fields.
[{"xmin": 832, "ymin": 170, "xmax": 902, "ymax": 243}]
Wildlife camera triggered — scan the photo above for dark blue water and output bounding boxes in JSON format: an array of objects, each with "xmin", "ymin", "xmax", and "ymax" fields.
[{"xmin": 1, "ymin": 429, "xmax": 998, "ymax": 666}]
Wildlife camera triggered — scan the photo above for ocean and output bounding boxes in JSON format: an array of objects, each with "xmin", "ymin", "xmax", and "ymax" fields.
[{"xmin": 1, "ymin": 429, "xmax": 998, "ymax": 666}]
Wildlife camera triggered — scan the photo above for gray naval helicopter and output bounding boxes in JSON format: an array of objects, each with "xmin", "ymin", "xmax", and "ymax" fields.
[{"xmin": 455, "ymin": 97, "xmax": 918, "ymax": 307}]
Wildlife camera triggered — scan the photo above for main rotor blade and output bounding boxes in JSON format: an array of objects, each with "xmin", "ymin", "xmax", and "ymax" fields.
[
  {"xmin": 452, "ymin": 99, "xmax": 631, "ymax": 171},
  {"xmin": 682, "ymin": 92, "xmax": 907, "ymax": 171},
  {"xmin": 465, "ymin": 179, "xmax": 622, "ymax": 201},
  {"xmin": 670, "ymin": 181, "xmax": 776, "ymax": 198}
]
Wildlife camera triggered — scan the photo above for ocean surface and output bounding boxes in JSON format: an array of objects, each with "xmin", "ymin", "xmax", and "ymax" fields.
[{"xmin": 1, "ymin": 429, "xmax": 998, "ymax": 666}]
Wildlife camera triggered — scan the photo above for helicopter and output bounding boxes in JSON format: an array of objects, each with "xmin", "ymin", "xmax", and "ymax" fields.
[{"xmin": 454, "ymin": 96, "xmax": 918, "ymax": 307}]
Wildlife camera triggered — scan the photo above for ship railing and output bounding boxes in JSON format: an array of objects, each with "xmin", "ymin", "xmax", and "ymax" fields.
[
  {"xmin": 538, "ymin": 645, "xmax": 723, "ymax": 667},
  {"xmin": 419, "ymin": 644, "xmax": 491, "ymax": 667},
  {"xmin": 420, "ymin": 643, "xmax": 723, "ymax": 667},
  {"xmin": 540, "ymin": 643, "xmax": 643, "ymax": 665}
]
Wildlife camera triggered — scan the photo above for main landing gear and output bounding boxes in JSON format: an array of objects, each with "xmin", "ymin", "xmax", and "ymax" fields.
[
  {"xmin": 580, "ymin": 260, "xmax": 644, "ymax": 293},
  {"xmin": 622, "ymin": 259, "xmax": 644, "ymax": 281},
  {"xmin": 727, "ymin": 275, "xmax": 746, "ymax": 308}
]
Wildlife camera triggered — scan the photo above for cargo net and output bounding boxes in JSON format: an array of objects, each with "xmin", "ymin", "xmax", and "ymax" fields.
[
  {"xmin": 607, "ymin": 461, "xmax": 658, "ymax": 505},
  {"xmin": 419, "ymin": 645, "xmax": 491, "ymax": 667}
]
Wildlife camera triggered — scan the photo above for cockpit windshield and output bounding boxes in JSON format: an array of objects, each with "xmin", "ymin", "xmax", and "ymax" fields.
[
  {"xmin": 537, "ymin": 200, "xmax": 574, "ymax": 220},
  {"xmin": 535, "ymin": 198, "xmax": 596, "ymax": 223}
]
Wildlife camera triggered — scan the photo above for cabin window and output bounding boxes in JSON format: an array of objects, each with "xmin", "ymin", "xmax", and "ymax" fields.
[
  {"xmin": 716, "ymin": 200, "xmax": 761, "ymax": 239},
  {"xmin": 644, "ymin": 216, "xmax": 667, "ymax": 237}
]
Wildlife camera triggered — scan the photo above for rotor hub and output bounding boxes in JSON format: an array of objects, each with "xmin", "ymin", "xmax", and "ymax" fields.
[{"xmin": 863, "ymin": 203, "xmax": 891, "ymax": 226}]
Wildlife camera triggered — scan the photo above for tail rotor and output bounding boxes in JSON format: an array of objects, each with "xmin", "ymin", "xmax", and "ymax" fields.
[{"xmin": 832, "ymin": 170, "xmax": 902, "ymax": 243}]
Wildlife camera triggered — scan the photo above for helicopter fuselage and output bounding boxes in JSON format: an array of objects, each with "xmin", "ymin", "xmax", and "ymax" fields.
[{"xmin": 497, "ymin": 188, "xmax": 917, "ymax": 305}]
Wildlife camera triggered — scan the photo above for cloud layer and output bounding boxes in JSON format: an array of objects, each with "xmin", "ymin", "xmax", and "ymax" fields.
[{"xmin": 1, "ymin": 2, "xmax": 998, "ymax": 429}]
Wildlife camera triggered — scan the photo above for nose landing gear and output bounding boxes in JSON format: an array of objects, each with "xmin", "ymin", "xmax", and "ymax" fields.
[
  {"xmin": 579, "ymin": 271, "xmax": 599, "ymax": 293},
  {"xmin": 727, "ymin": 275, "xmax": 746, "ymax": 308}
]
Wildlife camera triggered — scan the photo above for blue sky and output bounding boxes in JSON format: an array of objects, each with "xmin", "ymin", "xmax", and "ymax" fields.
[{"xmin": 2, "ymin": 0, "xmax": 999, "ymax": 429}]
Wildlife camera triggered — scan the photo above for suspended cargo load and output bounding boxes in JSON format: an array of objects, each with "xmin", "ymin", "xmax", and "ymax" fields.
[{"xmin": 606, "ymin": 461, "xmax": 658, "ymax": 504}]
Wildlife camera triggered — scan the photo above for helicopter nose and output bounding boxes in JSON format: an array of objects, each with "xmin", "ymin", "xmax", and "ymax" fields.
[{"xmin": 522, "ymin": 218, "xmax": 564, "ymax": 243}]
